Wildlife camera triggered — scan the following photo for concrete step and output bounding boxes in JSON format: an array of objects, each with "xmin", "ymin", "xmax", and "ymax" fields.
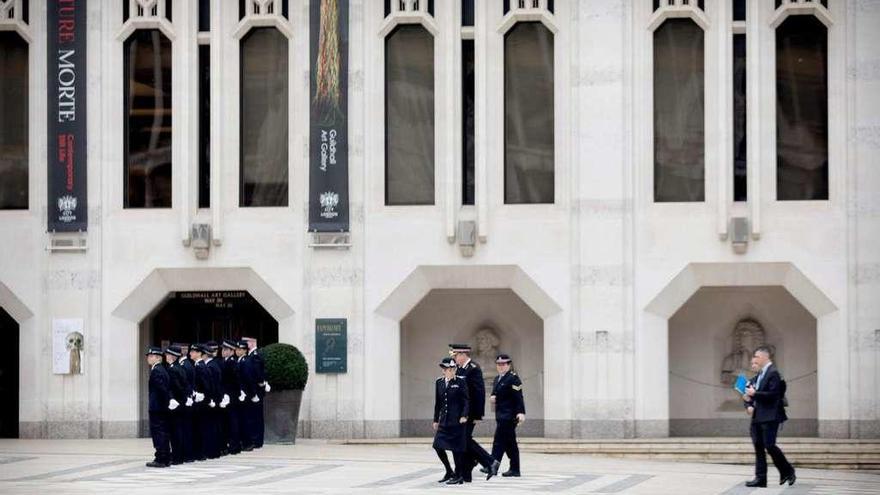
[{"xmin": 338, "ymin": 437, "xmax": 880, "ymax": 470}]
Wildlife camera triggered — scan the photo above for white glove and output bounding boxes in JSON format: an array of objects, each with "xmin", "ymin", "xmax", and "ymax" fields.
[
  {"xmin": 239, "ymin": 390, "xmax": 246, "ymax": 402},
  {"xmin": 251, "ymin": 395, "xmax": 260, "ymax": 403},
  {"xmin": 194, "ymin": 392, "xmax": 205, "ymax": 402},
  {"xmin": 220, "ymin": 394, "xmax": 230, "ymax": 408},
  {"xmin": 185, "ymin": 397, "xmax": 194, "ymax": 407},
  {"xmin": 168, "ymin": 399, "xmax": 179, "ymax": 411},
  {"xmin": 209, "ymin": 400, "xmax": 216, "ymax": 408},
  {"xmin": 264, "ymin": 383, "xmax": 271, "ymax": 393}
]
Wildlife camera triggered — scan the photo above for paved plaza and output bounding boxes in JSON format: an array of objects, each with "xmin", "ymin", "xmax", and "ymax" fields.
[{"xmin": 0, "ymin": 439, "xmax": 877, "ymax": 494}]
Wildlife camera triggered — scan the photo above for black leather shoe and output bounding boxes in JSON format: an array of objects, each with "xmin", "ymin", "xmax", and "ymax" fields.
[
  {"xmin": 479, "ymin": 467, "xmax": 489, "ymax": 474},
  {"xmin": 502, "ymin": 470, "xmax": 521, "ymax": 477},
  {"xmin": 780, "ymin": 471, "xmax": 796, "ymax": 486},
  {"xmin": 446, "ymin": 476, "xmax": 464, "ymax": 485},
  {"xmin": 745, "ymin": 478, "xmax": 767, "ymax": 488},
  {"xmin": 145, "ymin": 461, "xmax": 169, "ymax": 468},
  {"xmin": 437, "ymin": 472, "xmax": 454, "ymax": 483},
  {"xmin": 242, "ymin": 446, "xmax": 253, "ymax": 452},
  {"xmin": 486, "ymin": 460, "xmax": 501, "ymax": 480}
]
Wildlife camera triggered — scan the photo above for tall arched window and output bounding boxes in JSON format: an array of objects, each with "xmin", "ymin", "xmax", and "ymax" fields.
[
  {"xmin": 124, "ymin": 30, "xmax": 173, "ymax": 208},
  {"xmin": 240, "ymin": 27, "xmax": 289, "ymax": 207},
  {"xmin": 653, "ymin": 18, "xmax": 705, "ymax": 203},
  {"xmin": 776, "ymin": 15, "xmax": 828, "ymax": 201},
  {"xmin": 385, "ymin": 24, "xmax": 435, "ymax": 206},
  {"xmin": 0, "ymin": 32, "xmax": 28, "ymax": 210},
  {"xmin": 504, "ymin": 22, "xmax": 554, "ymax": 205}
]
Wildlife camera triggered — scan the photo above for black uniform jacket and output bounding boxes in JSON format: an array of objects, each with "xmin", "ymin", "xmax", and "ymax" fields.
[
  {"xmin": 149, "ymin": 363, "xmax": 171, "ymax": 413},
  {"xmin": 456, "ymin": 360, "xmax": 485, "ymax": 421},
  {"xmin": 492, "ymin": 371, "xmax": 526, "ymax": 421}
]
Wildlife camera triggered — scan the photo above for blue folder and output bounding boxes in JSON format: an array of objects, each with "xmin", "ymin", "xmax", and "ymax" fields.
[{"xmin": 734, "ymin": 374, "xmax": 749, "ymax": 395}]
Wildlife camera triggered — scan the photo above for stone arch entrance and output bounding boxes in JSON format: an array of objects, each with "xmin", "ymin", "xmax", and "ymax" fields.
[{"xmin": 0, "ymin": 280, "xmax": 32, "ymax": 439}]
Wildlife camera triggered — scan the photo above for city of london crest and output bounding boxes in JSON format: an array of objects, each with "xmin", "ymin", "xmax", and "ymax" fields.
[
  {"xmin": 58, "ymin": 194, "xmax": 78, "ymax": 223},
  {"xmin": 320, "ymin": 191, "xmax": 339, "ymax": 219}
]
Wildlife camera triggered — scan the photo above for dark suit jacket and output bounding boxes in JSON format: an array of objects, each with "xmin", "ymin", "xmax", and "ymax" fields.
[
  {"xmin": 148, "ymin": 364, "xmax": 171, "ymax": 412},
  {"xmin": 492, "ymin": 372, "xmax": 525, "ymax": 421},
  {"xmin": 456, "ymin": 360, "xmax": 485, "ymax": 421},
  {"xmin": 750, "ymin": 364, "xmax": 788, "ymax": 424},
  {"xmin": 434, "ymin": 376, "xmax": 470, "ymax": 426}
]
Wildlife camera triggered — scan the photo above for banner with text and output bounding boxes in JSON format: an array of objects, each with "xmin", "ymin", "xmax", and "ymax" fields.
[
  {"xmin": 47, "ymin": 0, "xmax": 88, "ymax": 232},
  {"xmin": 309, "ymin": 0, "xmax": 349, "ymax": 232}
]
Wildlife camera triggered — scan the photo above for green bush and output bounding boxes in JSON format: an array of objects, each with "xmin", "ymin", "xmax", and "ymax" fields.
[{"xmin": 263, "ymin": 343, "xmax": 309, "ymax": 390}]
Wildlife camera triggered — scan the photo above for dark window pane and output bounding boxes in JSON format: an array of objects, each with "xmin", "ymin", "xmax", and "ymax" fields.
[
  {"xmin": 0, "ymin": 32, "xmax": 28, "ymax": 210},
  {"xmin": 240, "ymin": 28, "xmax": 289, "ymax": 207},
  {"xmin": 462, "ymin": 0, "xmax": 474, "ymax": 26},
  {"xmin": 22, "ymin": 0, "xmax": 28, "ymax": 24},
  {"xmin": 124, "ymin": 30, "xmax": 173, "ymax": 208},
  {"xmin": 775, "ymin": 0, "xmax": 781, "ymax": 8},
  {"xmin": 776, "ymin": 15, "xmax": 828, "ymax": 200},
  {"xmin": 385, "ymin": 0, "xmax": 390, "ymax": 18},
  {"xmin": 548, "ymin": 0, "xmax": 554, "ymax": 13},
  {"xmin": 124, "ymin": 0, "xmax": 130, "ymax": 22},
  {"xmin": 428, "ymin": 0, "xmax": 434, "ymax": 16},
  {"xmin": 282, "ymin": 0, "xmax": 288, "ymax": 19},
  {"xmin": 165, "ymin": 0, "xmax": 172, "ymax": 21},
  {"xmin": 462, "ymin": 40, "xmax": 475, "ymax": 205},
  {"xmin": 505, "ymin": 22, "xmax": 554, "ymax": 204},
  {"xmin": 198, "ymin": 45, "xmax": 210, "ymax": 208},
  {"xmin": 697, "ymin": 0, "xmax": 704, "ymax": 11},
  {"xmin": 385, "ymin": 25, "xmax": 435, "ymax": 205},
  {"xmin": 653, "ymin": 0, "xmax": 660, "ymax": 11},
  {"xmin": 734, "ymin": 0, "xmax": 746, "ymax": 21},
  {"xmin": 503, "ymin": 0, "xmax": 510, "ymax": 15},
  {"xmin": 653, "ymin": 19, "xmax": 704, "ymax": 202},
  {"xmin": 733, "ymin": 34, "xmax": 747, "ymax": 202},
  {"xmin": 199, "ymin": 0, "xmax": 210, "ymax": 31},
  {"xmin": 239, "ymin": 0, "xmax": 246, "ymax": 20}
]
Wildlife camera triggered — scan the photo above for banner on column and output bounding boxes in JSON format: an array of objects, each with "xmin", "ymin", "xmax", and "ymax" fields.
[
  {"xmin": 309, "ymin": 0, "xmax": 349, "ymax": 232},
  {"xmin": 315, "ymin": 319, "xmax": 347, "ymax": 374},
  {"xmin": 47, "ymin": 0, "xmax": 88, "ymax": 232}
]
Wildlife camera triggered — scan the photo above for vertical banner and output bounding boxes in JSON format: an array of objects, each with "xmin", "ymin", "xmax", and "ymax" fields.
[
  {"xmin": 315, "ymin": 318, "xmax": 347, "ymax": 373},
  {"xmin": 309, "ymin": 0, "xmax": 349, "ymax": 232},
  {"xmin": 47, "ymin": 0, "xmax": 88, "ymax": 232}
]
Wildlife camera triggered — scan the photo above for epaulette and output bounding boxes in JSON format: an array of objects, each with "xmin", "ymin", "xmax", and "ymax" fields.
[{"xmin": 469, "ymin": 362, "xmax": 479, "ymax": 369}]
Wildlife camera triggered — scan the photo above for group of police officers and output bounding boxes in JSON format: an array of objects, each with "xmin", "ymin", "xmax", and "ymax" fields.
[
  {"xmin": 432, "ymin": 343, "xmax": 526, "ymax": 485},
  {"xmin": 145, "ymin": 338, "xmax": 269, "ymax": 467}
]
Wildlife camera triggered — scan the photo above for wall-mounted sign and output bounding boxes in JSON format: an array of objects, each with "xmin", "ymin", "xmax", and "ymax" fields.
[
  {"xmin": 47, "ymin": 0, "xmax": 88, "ymax": 232},
  {"xmin": 53, "ymin": 318, "xmax": 84, "ymax": 375},
  {"xmin": 315, "ymin": 318, "xmax": 347, "ymax": 373}
]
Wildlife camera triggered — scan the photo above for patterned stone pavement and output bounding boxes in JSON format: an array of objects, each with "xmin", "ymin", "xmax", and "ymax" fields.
[{"xmin": 0, "ymin": 440, "xmax": 877, "ymax": 494}]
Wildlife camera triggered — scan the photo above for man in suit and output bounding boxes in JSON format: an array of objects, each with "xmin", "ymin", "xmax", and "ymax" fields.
[
  {"xmin": 163, "ymin": 346, "xmax": 188, "ymax": 465},
  {"xmin": 145, "ymin": 346, "xmax": 171, "ymax": 468},
  {"xmin": 742, "ymin": 346, "xmax": 796, "ymax": 488},
  {"xmin": 235, "ymin": 340, "xmax": 255, "ymax": 451},
  {"xmin": 221, "ymin": 339, "xmax": 242, "ymax": 455},
  {"xmin": 450, "ymin": 343, "xmax": 500, "ymax": 482},
  {"xmin": 489, "ymin": 354, "xmax": 526, "ymax": 477},
  {"xmin": 244, "ymin": 337, "xmax": 270, "ymax": 449}
]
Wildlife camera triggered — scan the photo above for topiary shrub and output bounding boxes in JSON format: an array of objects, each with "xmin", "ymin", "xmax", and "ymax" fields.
[{"xmin": 263, "ymin": 343, "xmax": 308, "ymax": 391}]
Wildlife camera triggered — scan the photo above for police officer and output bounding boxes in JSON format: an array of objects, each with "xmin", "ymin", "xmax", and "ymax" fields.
[
  {"xmin": 489, "ymin": 354, "xmax": 525, "ymax": 477},
  {"xmin": 175, "ymin": 343, "xmax": 196, "ymax": 462},
  {"xmin": 235, "ymin": 340, "xmax": 255, "ymax": 451},
  {"xmin": 433, "ymin": 357, "xmax": 469, "ymax": 485},
  {"xmin": 221, "ymin": 339, "xmax": 242, "ymax": 455},
  {"xmin": 163, "ymin": 346, "xmax": 188, "ymax": 465},
  {"xmin": 145, "ymin": 346, "xmax": 171, "ymax": 468},
  {"xmin": 205, "ymin": 341, "xmax": 228, "ymax": 456},
  {"xmin": 450, "ymin": 343, "xmax": 500, "ymax": 482},
  {"xmin": 192, "ymin": 343, "xmax": 217, "ymax": 460},
  {"xmin": 244, "ymin": 337, "xmax": 270, "ymax": 449}
]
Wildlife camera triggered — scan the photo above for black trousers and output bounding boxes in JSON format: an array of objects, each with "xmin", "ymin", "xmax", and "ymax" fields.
[
  {"xmin": 245, "ymin": 398, "xmax": 265, "ymax": 448},
  {"xmin": 462, "ymin": 421, "xmax": 493, "ymax": 480},
  {"xmin": 254, "ymin": 396, "xmax": 265, "ymax": 447},
  {"xmin": 168, "ymin": 408, "xmax": 186, "ymax": 463},
  {"xmin": 148, "ymin": 410, "xmax": 171, "ymax": 464},
  {"xmin": 180, "ymin": 406, "xmax": 194, "ymax": 461},
  {"xmin": 751, "ymin": 421, "xmax": 793, "ymax": 479},
  {"xmin": 491, "ymin": 419, "xmax": 520, "ymax": 472},
  {"xmin": 214, "ymin": 406, "xmax": 227, "ymax": 454},
  {"xmin": 197, "ymin": 405, "xmax": 218, "ymax": 459},
  {"xmin": 225, "ymin": 404, "xmax": 241, "ymax": 453}
]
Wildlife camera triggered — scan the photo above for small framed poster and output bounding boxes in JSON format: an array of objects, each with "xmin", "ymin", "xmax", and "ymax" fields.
[
  {"xmin": 315, "ymin": 318, "xmax": 347, "ymax": 373},
  {"xmin": 53, "ymin": 318, "xmax": 84, "ymax": 375}
]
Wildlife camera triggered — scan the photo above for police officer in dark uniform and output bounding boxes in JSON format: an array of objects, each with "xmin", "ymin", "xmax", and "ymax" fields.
[
  {"xmin": 175, "ymin": 343, "xmax": 196, "ymax": 462},
  {"xmin": 192, "ymin": 343, "xmax": 216, "ymax": 460},
  {"xmin": 163, "ymin": 346, "xmax": 188, "ymax": 465},
  {"xmin": 244, "ymin": 337, "xmax": 270, "ymax": 449},
  {"xmin": 145, "ymin": 346, "xmax": 171, "ymax": 468},
  {"xmin": 450, "ymin": 343, "xmax": 500, "ymax": 482},
  {"xmin": 489, "ymin": 353, "xmax": 525, "ymax": 477},
  {"xmin": 205, "ymin": 341, "xmax": 228, "ymax": 456},
  {"xmin": 433, "ymin": 357, "xmax": 469, "ymax": 484},
  {"xmin": 235, "ymin": 340, "xmax": 255, "ymax": 451},
  {"xmin": 221, "ymin": 339, "xmax": 242, "ymax": 455}
]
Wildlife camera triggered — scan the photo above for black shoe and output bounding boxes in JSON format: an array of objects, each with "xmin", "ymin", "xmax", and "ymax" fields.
[
  {"xmin": 479, "ymin": 467, "xmax": 489, "ymax": 474},
  {"xmin": 780, "ymin": 471, "xmax": 796, "ymax": 486},
  {"xmin": 486, "ymin": 460, "xmax": 501, "ymax": 480},
  {"xmin": 745, "ymin": 478, "xmax": 767, "ymax": 488},
  {"xmin": 446, "ymin": 476, "xmax": 464, "ymax": 485},
  {"xmin": 463, "ymin": 478, "xmax": 472, "ymax": 483},
  {"xmin": 196, "ymin": 457, "xmax": 207, "ymax": 462},
  {"xmin": 145, "ymin": 461, "xmax": 169, "ymax": 468},
  {"xmin": 437, "ymin": 471, "xmax": 454, "ymax": 483},
  {"xmin": 170, "ymin": 460, "xmax": 183, "ymax": 465},
  {"xmin": 502, "ymin": 470, "xmax": 521, "ymax": 477},
  {"xmin": 242, "ymin": 446, "xmax": 254, "ymax": 452}
]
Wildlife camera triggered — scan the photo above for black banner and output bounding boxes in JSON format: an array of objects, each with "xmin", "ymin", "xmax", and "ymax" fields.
[
  {"xmin": 47, "ymin": 0, "xmax": 88, "ymax": 232},
  {"xmin": 309, "ymin": 0, "xmax": 349, "ymax": 232}
]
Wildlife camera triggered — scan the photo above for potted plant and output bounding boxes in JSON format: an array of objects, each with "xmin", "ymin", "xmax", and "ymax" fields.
[{"xmin": 262, "ymin": 343, "xmax": 308, "ymax": 444}]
